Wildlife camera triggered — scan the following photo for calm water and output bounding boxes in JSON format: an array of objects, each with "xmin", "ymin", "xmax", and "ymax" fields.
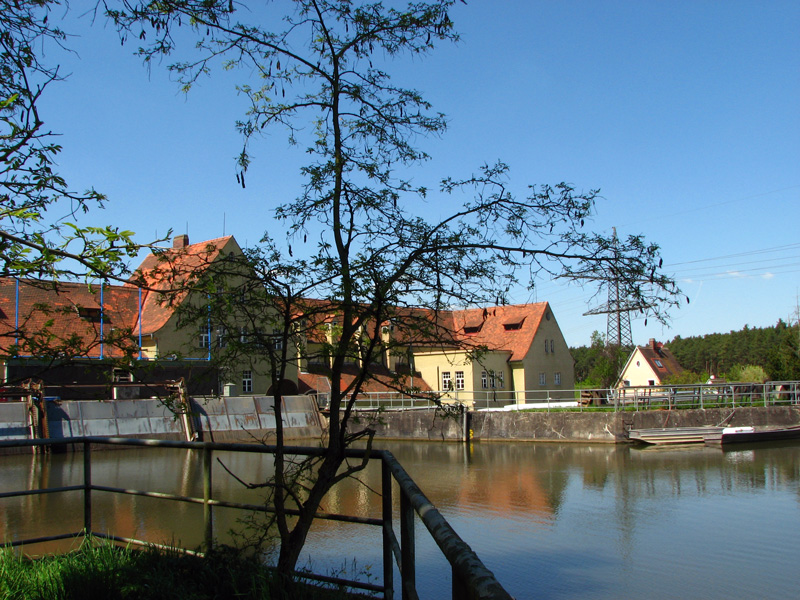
[{"xmin": 2, "ymin": 440, "xmax": 799, "ymax": 599}]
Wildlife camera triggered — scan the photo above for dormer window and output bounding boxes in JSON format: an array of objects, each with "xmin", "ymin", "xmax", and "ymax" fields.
[
  {"xmin": 503, "ymin": 318, "xmax": 524, "ymax": 331},
  {"xmin": 459, "ymin": 318, "xmax": 482, "ymax": 334},
  {"xmin": 77, "ymin": 306, "xmax": 102, "ymax": 322}
]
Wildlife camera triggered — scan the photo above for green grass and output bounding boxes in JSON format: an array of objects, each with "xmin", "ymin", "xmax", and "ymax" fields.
[{"xmin": 0, "ymin": 538, "xmax": 366, "ymax": 600}]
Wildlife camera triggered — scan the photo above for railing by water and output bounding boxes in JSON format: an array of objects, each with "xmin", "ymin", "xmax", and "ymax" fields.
[
  {"xmin": 332, "ymin": 381, "xmax": 800, "ymax": 413},
  {"xmin": 0, "ymin": 437, "xmax": 511, "ymax": 600}
]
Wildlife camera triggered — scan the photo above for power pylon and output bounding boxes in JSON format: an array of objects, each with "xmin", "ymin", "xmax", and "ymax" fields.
[
  {"xmin": 578, "ymin": 228, "xmax": 647, "ymax": 350},
  {"xmin": 584, "ymin": 279, "xmax": 635, "ymax": 349}
]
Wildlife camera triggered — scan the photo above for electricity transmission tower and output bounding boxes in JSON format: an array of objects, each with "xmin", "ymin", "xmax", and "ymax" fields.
[{"xmin": 579, "ymin": 228, "xmax": 648, "ymax": 350}]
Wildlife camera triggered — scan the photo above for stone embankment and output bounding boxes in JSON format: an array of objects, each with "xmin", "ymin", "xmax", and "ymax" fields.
[{"xmin": 353, "ymin": 405, "xmax": 800, "ymax": 443}]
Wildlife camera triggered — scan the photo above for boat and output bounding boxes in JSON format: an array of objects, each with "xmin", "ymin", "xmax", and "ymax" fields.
[
  {"xmin": 703, "ymin": 425, "xmax": 800, "ymax": 446},
  {"xmin": 627, "ymin": 426, "xmax": 723, "ymax": 445}
]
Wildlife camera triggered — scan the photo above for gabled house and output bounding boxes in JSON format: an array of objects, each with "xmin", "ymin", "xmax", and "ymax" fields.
[
  {"xmin": 617, "ymin": 338, "xmax": 684, "ymax": 388},
  {"xmin": 399, "ymin": 303, "xmax": 575, "ymax": 403}
]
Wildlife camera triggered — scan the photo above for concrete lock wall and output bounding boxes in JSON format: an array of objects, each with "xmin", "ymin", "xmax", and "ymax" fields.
[
  {"xmin": 0, "ymin": 395, "xmax": 323, "ymax": 449},
  {"xmin": 469, "ymin": 405, "xmax": 800, "ymax": 443},
  {"xmin": 351, "ymin": 408, "xmax": 468, "ymax": 441},
  {"xmin": 191, "ymin": 395, "xmax": 323, "ymax": 443},
  {"xmin": 355, "ymin": 405, "xmax": 800, "ymax": 443},
  {"xmin": 0, "ymin": 403, "xmax": 30, "ymax": 440},
  {"xmin": 3, "ymin": 399, "xmax": 799, "ymax": 447}
]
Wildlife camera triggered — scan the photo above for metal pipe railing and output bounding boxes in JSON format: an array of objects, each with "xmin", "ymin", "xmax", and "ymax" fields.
[{"xmin": 0, "ymin": 436, "xmax": 511, "ymax": 600}]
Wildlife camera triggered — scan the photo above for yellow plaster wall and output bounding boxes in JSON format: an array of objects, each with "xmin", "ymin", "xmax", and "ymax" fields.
[{"xmin": 522, "ymin": 306, "xmax": 575, "ymax": 399}]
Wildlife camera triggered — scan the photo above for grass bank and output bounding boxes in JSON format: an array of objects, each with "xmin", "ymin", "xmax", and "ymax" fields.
[{"xmin": 0, "ymin": 538, "xmax": 363, "ymax": 600}]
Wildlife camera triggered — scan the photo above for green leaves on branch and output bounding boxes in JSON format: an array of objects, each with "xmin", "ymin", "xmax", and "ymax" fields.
[{"xmin": 2, "ymin": 1, "xmax": 150, "ymax": 282}]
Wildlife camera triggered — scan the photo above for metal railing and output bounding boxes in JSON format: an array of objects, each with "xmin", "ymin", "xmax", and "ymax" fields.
[
  {"xmin": 0, "ymin": 437, "xmax": 511, "ymax": 600},
  {"xmin": 335, "ymin": 381, "xmax": 800, "ymax": 413},
  {"xmin": 611, "ymin": 381, "xmax": 800, "ymax": 411}
]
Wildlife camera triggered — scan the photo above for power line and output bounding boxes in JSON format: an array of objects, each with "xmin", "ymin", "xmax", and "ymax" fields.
[{"xmin": 666, "ymin": 242, "xmax": 800, "ymax": 268}]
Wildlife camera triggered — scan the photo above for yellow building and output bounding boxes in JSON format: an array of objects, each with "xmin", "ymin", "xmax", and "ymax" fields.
[{"xmin": 394, "ymin": 303, "xmax": 575, "ymax": 405}]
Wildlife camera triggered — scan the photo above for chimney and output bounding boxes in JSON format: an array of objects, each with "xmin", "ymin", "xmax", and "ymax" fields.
[
  {"xmin": 173, "ymin": 234, "xmax": 189, "ymax": 249},
  {"xmin": 648, "ymin": 338, "xmax": 657, "ymax": 350}
]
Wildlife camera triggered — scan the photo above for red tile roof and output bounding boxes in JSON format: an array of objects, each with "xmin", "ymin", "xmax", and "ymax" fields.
[
  {"xmin": 448, "ymin": 303, "xmax": 548, "ymax": 361},
  {"xmin": 638, "ymin": 339, "xmax": 684, "ymax": 379},
  {"xmin": 0, "ymin": 236, "xmax": 237, "ymax": 358},
  {"xmin": 130, "ymin": 236, "xmax": 237, "ymax": 335},
  {"xmin": 0, "ymin": 279, "xmax": 142, "ymax": 358},
  {"xmin": 298, "ymin": 363, "xmax": 433, "ymax": 396}
]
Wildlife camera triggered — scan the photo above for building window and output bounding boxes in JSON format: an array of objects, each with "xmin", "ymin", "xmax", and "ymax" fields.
[
  {"xmin": 240, "ymin": 327, "xmax": 248, "ymax": 343},
  {"xmin": 242, "ymin": 370, "xmax": 253, "ymax": 393},
  {"xmin": 554, "ymin": 372, "xmax": 562, "ymax": 386},
  {"xmin": 272, "ymin": 328, "xmax": 283, "ymax": 351},
  {"xmin": 496, "ymin": 372, "xmax": 504, "ymax": 389},
  {"xmin": 544, "ymin": 339, "xmax": 548, "ymax": 354},
  {"xmin": 550, "ymin": 340, "xmax": 555, "ymax": 354},
  {"xmin": 539, "ymin": 372, "xmax": 546, "ymax": 386},
  {"xmin": 199, "ymin": 326, "xmax": 210, "ymax": 349},
  {"xmin": 216, "ymin": 327, "xmax": 227, "ymax": 348},
  {"xmin": 441, "ymin": 371, "xmax": 452, "ymax": 391},
  {"xmin": 455, "ymin": 371, "xmax": 465, "ymax": 391},
  {"xmin": 481, "ymin": 371, "xmax": 488, "ymax": 389},
  {"xmin": 113, "ymin": 368, "xmax": 133, "ymax": 383}
]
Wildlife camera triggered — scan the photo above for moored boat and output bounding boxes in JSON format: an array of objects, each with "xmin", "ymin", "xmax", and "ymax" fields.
[
  {"xmin": 703, "ymin": 425, "xmax": 800, "ymax": 446},
  {"xmin": 627, "ymin": 426, "xmax": 723, "ymax": 445}
]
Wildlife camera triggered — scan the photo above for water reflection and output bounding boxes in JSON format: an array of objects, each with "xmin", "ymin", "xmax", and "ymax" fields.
[{"xmin": 2, "ymin": 441, "xmax": 800, "ymax": 599}]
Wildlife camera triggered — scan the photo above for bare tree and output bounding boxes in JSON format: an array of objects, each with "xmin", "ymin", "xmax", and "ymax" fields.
[{"xmin": 108, "ymin": 0, "xmax": 679, "ymax": 576}]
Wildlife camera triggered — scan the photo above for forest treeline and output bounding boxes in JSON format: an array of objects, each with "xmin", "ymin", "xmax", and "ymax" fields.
[{"xmin": 571, "ymin": 320, "xmax": 800, "ymax": 386}]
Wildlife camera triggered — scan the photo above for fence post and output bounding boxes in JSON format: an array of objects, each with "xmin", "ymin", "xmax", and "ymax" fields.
[
  {"xmin": 83, "ymin": 440, "xmax": 92, "ymax": 535},
  {"xmin": 382, "ymin": 460, "xmax": 394, "ymax": 600},
  {"xmin": 203, "ymin": 446, "xmax": 213, "ymax": 551},
  {"xmin": 400, "ymin": 489, "xmax": 415, "ymax": 600}
]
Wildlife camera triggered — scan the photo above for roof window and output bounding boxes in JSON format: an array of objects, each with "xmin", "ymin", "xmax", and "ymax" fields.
[{"xmin": 77, "ymin": 306, "xmax": 102, "ymax": 322}]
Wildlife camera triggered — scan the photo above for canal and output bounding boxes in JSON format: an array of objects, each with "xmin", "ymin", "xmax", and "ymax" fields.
[{"xmin": 2, "ymin": 440, "xmax": 799, "ymax": 599}]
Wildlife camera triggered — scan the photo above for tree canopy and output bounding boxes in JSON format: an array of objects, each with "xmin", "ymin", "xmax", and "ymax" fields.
[{"xmin": 667, "ymin": 319, "xmax": 800, "ymax": 381}]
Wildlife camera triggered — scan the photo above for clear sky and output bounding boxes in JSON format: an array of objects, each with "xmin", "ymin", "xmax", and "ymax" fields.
[{"xmin": 37, "ymin": 1, "xmax": 800, "ymax": 348}]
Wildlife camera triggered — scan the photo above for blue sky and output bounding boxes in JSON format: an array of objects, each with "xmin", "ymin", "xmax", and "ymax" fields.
[{"xmin": 38, "ymin": 1, "xmax": 800, "ymax": 348}]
